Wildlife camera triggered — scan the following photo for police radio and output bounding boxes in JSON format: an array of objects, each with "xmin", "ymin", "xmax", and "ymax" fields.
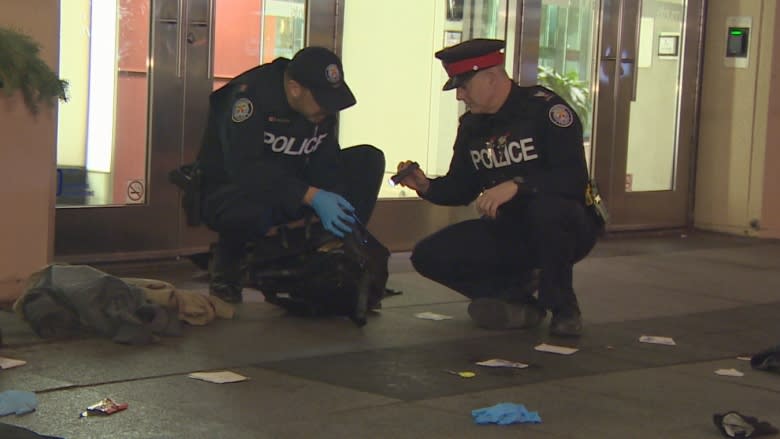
[{"xmin": 585, "ymin": 179, "xmax": 609, "ymax": 227}]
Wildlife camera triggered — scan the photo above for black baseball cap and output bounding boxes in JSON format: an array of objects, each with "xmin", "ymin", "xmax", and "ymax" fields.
[
  {"xmin": 286, "ymin": 47, "xmax": 356, "ymax": 113},
  {"xmin": 435, "ymin": 39, "xmax": 506, "ymax": 90}
]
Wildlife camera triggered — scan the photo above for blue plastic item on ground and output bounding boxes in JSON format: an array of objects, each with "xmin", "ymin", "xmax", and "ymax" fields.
[
  {"xmin": 471, "ymin": 402, "xmax": 542, "ymax": 425},
  {"xmin": 0, "ymin": 391, "xmax": 38, "ymax": 416}
]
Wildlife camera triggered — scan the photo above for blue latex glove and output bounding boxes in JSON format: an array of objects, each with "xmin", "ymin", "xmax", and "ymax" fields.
[
  {"xmin": 311, "ymin": 190, "xmax": 356, "ymax": 238},
  {"xmin": 0, "ymin": 390, "xmax": 38, "ymax": 416},
  {"xmin": 472, "ymin": 402, "xmax": 542, "ymax": 425}
]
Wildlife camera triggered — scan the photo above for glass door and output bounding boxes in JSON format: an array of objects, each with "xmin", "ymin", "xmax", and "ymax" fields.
[
  {"xmin": 54, "ymin": 0, "xmax": 337, "ymax": 260},
  {"xmin": 592, "ymin": 0, "xmax": 703, "ymax": 228},
  {"xmin": 55, "ymin": 0, "xmax": 174, "ymax": 260},
  {"xmin": 533, "ymin": 0, "xmax": 599, "ymax": 167},
  {"xmin": 521, "ymin": 0, "xmax": 704, "ymax": 229}
]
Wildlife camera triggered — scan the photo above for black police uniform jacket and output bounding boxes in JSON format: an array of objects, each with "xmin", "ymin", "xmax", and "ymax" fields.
[
  {"xmin": 197, "ymin": 58, "xmax": 345, "ymax": 217},
  {"xmin": 421, "ymin": 85, "xmax": 589, "ymax": 212}
]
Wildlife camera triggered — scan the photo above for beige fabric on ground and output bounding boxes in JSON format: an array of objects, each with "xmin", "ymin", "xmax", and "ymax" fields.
[{"xmin": 123, "ymin": 278, "xmax": 234, "ymax": 325}]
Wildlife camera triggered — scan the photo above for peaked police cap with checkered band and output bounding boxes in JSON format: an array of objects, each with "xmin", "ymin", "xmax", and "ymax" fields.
[{"xmin": 435, "ymin": 39, "xmax": 506, "ymax": 90}]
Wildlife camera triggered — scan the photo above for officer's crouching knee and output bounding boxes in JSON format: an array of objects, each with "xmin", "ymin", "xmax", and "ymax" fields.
[
  {"xmin": 348, "ymin": 144, "xmax": 385, "ymax": 171},
  {"xmin": 410, "ymin": 237, "xmax": 440, "ymax": 280}
]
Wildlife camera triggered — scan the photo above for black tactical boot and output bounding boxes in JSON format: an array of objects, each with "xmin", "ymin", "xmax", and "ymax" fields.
[
  {"xmin": 467, "ymin": 270, "xmax": 545, "ymax": 330},
  {"xmin": 208, "ymin": 241, "xmax": 245, "ymax": 304},
  {"xmin": 549, "ymin": 299, "xmax": 583, "ymax": 337},
  {"xmin": 468, "ymin": 295, "xmax": 546, "ymax": 330}
]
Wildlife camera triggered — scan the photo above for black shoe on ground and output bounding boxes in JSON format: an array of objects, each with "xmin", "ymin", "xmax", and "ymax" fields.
[
  {"xmin": 209, "ymin": 284, "xmax": 243, "ymax": 304},
  {"xmin": 549, "ymin": 305, "xmax": 583, "ymax": 337},
  {"xmin": 468, "ymin": 297, "xmax": 546, "ymax": 330}
]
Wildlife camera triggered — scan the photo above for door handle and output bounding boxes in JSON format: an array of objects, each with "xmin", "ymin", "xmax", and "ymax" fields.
[
  {"xmin": 206, "ymin": 0, "xmax": 214, "ymax": 80},
  {"xmin": 187, "ymin": 0, "xmax": 215, "ymax": 80},
  {"xmin": 158, "ymin": 0, "xmax": 184, "ymax": 78},
  {"xmin": 630, "ymin": 0, "xmax": 643, "ymax": 101},
  {"xmin": 176, "ymin": 0, "xmax": 184, "ymax": 78}
]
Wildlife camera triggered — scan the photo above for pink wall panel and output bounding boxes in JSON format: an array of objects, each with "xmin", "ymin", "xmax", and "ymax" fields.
[
  {"xmin": 118, "ymin": 0, "xmax": 150, "ymax": 72},
  {"xmin": 214, "ymin": 0, "xmax": 263, "ymax": 81},
  {"xmin": 262, "ymin": 16, "xmax": 277, "ymax": 64},
  {"xmin": 113, "ymin": 0, "xmax": 150, "ymax": 203},
  {"xmin": 112, "ymin": 73, "xmax": 149, "ymax": 204}
]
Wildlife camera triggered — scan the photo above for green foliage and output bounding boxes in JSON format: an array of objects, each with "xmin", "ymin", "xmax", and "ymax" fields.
[
  {"xmin": 0, "ymin": 27, "xmax": 68, "ymax": 114},
  {"xmin": 537, "ymin": 65, "xmax": 590, "ymax": 126}
]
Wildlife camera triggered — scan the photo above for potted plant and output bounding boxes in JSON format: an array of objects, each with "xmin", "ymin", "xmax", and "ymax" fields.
[{"xmin": 0, "ymin": 26, "xmax": 68, "ymax": 114}]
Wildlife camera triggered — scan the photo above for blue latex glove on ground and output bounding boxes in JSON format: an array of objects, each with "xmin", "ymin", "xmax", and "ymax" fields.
[
  {"xmin": 0, "ymin": 390, "xmax": 38, "ymax": 416},
  {"xmin": 472, "ymin": 402, "xmax": 542, "ymax": 425},
  {"xmin": 311, "ymin": 190, "xmax": 355, "ymax": 238}
]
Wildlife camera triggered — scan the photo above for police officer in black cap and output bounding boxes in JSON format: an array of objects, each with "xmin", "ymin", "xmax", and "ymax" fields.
[
  {"xmin": 396, "ymin": 39, "xmax": 600, "ymax": 337},
  {"xmin": 196, "ymin": 46, "xmax": 385, "ymax": 304}
]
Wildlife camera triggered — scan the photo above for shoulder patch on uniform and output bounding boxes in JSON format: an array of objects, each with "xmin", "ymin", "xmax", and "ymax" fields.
[
  {"xmin": 549, "ymin": 104, "xmax": 574, "ymax": 128},
  {"xmin": 231, "ymin": 97, "xmax": 254, "ymax": 123}
]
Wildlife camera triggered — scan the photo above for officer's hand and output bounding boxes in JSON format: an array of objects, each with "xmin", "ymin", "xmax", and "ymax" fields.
[
  {"xmin": 396, "ymin": 161, "xmax": 430, "ymax": 193},
  {"xmin": 310, "ymin": 189, "xmax": 356, "ymax": 238},
  {"xmin": 476, "ymin": 181, "xmax": 518, "ymax": 219}
]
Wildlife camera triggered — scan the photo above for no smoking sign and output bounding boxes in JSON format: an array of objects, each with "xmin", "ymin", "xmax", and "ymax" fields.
[{"xmin": 126, "ymin": 179, "xmax": 146, "ymax": 204}]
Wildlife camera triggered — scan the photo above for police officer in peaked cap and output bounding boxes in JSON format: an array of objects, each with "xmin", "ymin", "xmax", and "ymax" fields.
[
  {"xmin": 396, "ymin": 38, "xmax": 602, "ymax": 337},
  {"xmin": 194, "ymin": 46, "xmax": 385, "ymax": 304}
]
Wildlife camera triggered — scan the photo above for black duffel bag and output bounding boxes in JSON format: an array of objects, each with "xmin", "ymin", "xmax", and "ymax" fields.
[{"xmin": 249, "ymin": 220, "xmax": 390, "ymax": 327}]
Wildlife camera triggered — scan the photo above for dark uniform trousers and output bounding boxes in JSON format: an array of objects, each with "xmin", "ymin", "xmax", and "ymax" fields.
[
  {"xmin": 411, "ymin": 195, "xmax": 598, "ymax": 312},
  {"xmin": 202, "ymin": 144, "xmax": 385, "ymax": 292}
]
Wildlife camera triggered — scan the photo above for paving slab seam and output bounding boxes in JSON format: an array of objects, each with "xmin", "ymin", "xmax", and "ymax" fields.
[
  {"xmin": 315, "ymin": 399, "xmax": 409, "ymax": 416},
  {"xmin": 251, "ymin": 351, "xmax": 760, "ymax": 403},
  {"xmin": 375, "ymin": 300, "xmax": 471, "ymax": 309},
  {"xmin": 677, "ymin": 378, "xmax": 780, "ymax": 396},
  {"xmin": 600, "ymin": 282, "xmax": 763, "ymax": 305},
  {"xmin": 31, "ymin": 371, "xmax": 198, "ymax": 394},
  {"xmin": 587, "ymin": 247, "xmax": 755, "ymax": 260},
  {"xmin": 0, "ymin": 338, "xmax": 100, "ymax": 350},
  {"xmin": 672, "ymin": 255, "xmax": 780, "ymax": 270}
]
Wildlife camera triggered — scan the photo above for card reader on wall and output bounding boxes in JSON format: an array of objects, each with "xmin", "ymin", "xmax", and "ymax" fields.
[{"xmin": 724, "ymin": 16, "xmax": 751, "ymax": 68}]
